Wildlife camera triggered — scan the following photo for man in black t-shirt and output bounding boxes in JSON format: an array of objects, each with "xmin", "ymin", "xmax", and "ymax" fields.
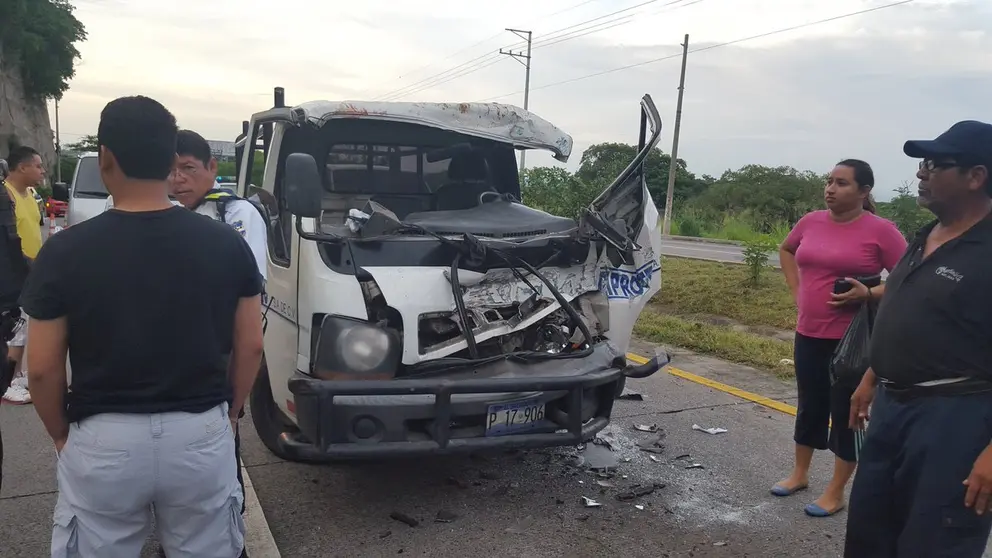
[
  {"xmin": 845, "ymin": 121, "xmax": 992, "ymax": 557},
  {"xmin": 21, "ymin": 96, "xmax": 264, "ymax": 557}
]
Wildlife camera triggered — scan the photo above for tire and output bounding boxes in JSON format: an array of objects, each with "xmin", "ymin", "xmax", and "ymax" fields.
[
  {"xmin": 614, "ymin": 376, "xmax": 627, "ymax": 399},
  {"xmin": 249, "ymin": 358, "xmax": 298, "ymax": 461}
]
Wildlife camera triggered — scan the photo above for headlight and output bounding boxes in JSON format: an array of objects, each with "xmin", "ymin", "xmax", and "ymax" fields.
[{"xmin": 313, "ymin": 315, "xmax": 402, "ymax": 380}]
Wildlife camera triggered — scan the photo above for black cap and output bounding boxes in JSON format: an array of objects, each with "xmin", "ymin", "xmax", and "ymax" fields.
[{"xmin": 904, "ymin": 120, "xmax": 992, "ymax": 161}]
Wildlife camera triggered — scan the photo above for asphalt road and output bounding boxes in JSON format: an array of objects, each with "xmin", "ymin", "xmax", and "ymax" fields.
[
  {"xmin": 1, "ymin": 343, "xmax": 858, "ymax": 558},
  {"xmin": 660, "ymin": 237, "xmax": 782, "ymax": 268}
]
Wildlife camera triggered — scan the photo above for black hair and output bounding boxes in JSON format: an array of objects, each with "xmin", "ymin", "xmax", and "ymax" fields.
[
  {"xmin": 176, "ymin": 129, "xmax": 212, "ymax": 167},
  {"xmin": 7, "ymin": 146, "xmax": 40, "ymax": 171},
  {"xmin": 836, "ymin": 158, "xmax": 876, "ymax": 214},
  {"xmin": 97, "ymin": 96, "xmax": 177, "ymax": 180}
]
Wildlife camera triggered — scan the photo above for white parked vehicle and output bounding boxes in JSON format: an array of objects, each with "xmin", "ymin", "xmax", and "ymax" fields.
[
  {"xmin": 239, "ymin": 88, "xmax": 668, "ymax": 462},
  {"xmin": 64, "ymin": 152, "xmax": 108, "ymax": 227}
]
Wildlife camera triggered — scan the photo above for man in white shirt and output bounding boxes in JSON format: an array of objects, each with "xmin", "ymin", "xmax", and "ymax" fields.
[{"xmin": 170, "ymin": 130, "xmax": 267, "ymax": 283}]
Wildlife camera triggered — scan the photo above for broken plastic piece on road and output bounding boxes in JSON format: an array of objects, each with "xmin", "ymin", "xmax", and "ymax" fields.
[
  {"xmin": 635, "ymin": 504, "xmax": 645, "ymax": 510},
  {"xmin": 633, "ymin": 423, "xmax": 660, "ymax": 433},
  {"xmin": 582, "ymin": 496, "xmax": 603, "ymax": 508},
  {"xmin": 575, "ymin": 443, "xmax": 619, "ymax": 471},
  {"xmin": 435, "ymin": 510, "xmax": 458, "ymax": 523},
  {"xmin": 714, "ymin": 542, "xmax": 728, "ymax": 547},
  {"xmin": 692, "ymin": 424, "xmax": 728, "ymax": 435},
  {"xmin": 389, "ymin": 511, "xmax": 419, "ymax": 527},
  {"xmin": 685, "ymin": 463, "xmax": 705, "ymax": 469},
  {"xmin": 618, "ymin": 388, "xmax": 645, "ymax": 401},
  {"xmin": 616, "ymin": 483, "xmax": 663, "ymax": 501},
  {"xmin": 648, "ymin": 455, "xmax": 663, "ymax": 463}
]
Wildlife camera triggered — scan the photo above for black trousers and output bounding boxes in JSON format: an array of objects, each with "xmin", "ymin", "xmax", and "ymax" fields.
[
  {"xmin": 845, "ymin": 387, "xmax": 992, "ymax": 557},
  {"xmin": 793, "ymin": 332, "xmax": 857, "ymax": 462},
  {"xmin": 0, "ymin": 346, "xmax": 11, "ymax": 495}
]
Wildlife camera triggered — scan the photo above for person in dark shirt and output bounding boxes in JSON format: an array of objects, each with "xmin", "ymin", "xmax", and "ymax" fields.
[
  {"xmin": 0, "ymin": 179, "xmax": 30, "ymax": 495},
  {"xmin": 844, "ymin": 120, "xmax": 992, "ymax": 558},
  {"xmin": 22, "ymin": 95, "xmax": 264, "ymax": 557}
]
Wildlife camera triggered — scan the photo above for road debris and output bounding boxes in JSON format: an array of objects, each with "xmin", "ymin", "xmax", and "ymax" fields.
[
  {"xmin": 596, "ymin": 479, "xmax": 615, "ymax": 488},
  {"xmin": 779, "ymin": 358, "xmax": 795, "ymax": 367},
  {"xmin": 389, "ymin": 511, "xmax": 419, "ymax": 527},
  {"xmin": 692, "ymin": 424, "xmax": 728, "ymax": 435},
  {"xmin": 674, "ymin": 453, "xmax": 691, "ymax": 460},
  {"xmin": 618, "ymin": 387, "xmax": 645, "ymax": 401},
  {"xmin": 685, "ymin": 463, "xmax": 705, "ymax": 470},
  {"xmin": 434, "ymin": 510, "xmax": 458, "ymax": 523},
  {"xmin": 638, "ymin": 436, "xmax": 665, "ymax": 454},
  {"xmin": 581, "ymin": 496, "xmax": 603, "ymax": 508},
  {"xmin": 635, "ymin": 504, "xmax": 645, "ymax": 510},
  {"xmin": 633, "ymin": 423, "xmax": 660, "ymax": 433},
  {"xmin": 575, "ymin": 442, "xmax": 619, "ymax": 471},
  {"xmin": 648, "ymin": 455, "xmax": 663, "ymax": 463},
  {"xmin": 714, "ymin": 541, "xmax": 728, "ymax": 547},
  {"xmin": 616, "ymin": 483, "xmax": 665, "ymax": 501}
]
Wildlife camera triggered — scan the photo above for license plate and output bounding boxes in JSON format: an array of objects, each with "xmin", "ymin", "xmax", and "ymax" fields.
[{"xmin": 485, "ymin": 400, "xmax": 546, "ymax": 437}]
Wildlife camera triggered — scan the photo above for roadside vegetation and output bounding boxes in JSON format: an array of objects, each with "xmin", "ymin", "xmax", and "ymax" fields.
[{"xmin": 636, "ymin": 257, "xmax": 796, "ymax": 376}]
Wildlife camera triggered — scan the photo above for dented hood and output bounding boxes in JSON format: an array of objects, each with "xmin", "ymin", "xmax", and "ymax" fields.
[{"xmin": 292, "ymin": 100, "xmax": 573, "ymax": 162}]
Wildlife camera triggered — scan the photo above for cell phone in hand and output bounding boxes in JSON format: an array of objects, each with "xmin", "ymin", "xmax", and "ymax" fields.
[{"xmin": 834, "ymin": 278, "xmax": 853, "ymax": 295}]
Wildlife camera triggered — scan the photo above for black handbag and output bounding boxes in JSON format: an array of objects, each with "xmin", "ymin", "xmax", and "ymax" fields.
[{"xmin": 830, "ymin": 299, "xmax": 877, "ymax": 388}]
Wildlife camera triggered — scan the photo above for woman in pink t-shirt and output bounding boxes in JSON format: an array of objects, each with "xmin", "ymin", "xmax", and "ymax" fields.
[{"xmin": 771, "ymin": 159, "xmax": 907, "ymax": 518}]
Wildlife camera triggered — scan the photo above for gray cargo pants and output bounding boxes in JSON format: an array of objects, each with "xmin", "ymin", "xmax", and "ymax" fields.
[{"xmin": 51, "ymin": 403, "xmax": 245, "ymax": 558}]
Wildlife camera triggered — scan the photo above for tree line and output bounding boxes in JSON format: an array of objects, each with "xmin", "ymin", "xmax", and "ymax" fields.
[{"xmin": 521, "ymin": 142, "xmax": 931, "ymax": 242}]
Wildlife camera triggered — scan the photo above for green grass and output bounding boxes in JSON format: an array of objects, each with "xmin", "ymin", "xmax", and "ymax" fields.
[
  {"xmin": 655, "ymin": 256, "xmax": 796, "ymax": 330},
  {"xmin": 635, "ymin": 312, "xmax": 794, "ymax": 377},
  {"xmin": 635, "ymin": 256, "xmax": 797, "ymax": 376}
]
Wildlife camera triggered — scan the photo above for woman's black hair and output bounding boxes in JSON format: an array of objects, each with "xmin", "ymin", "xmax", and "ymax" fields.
[{"xmin": 836, "ymin": 158, "xmax": 876, "ymax": 213}]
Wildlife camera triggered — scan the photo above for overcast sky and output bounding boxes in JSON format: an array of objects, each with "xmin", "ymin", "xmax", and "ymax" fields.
[{"xmin": 53, "ymin": 0, "xmax": 989, "ymax": 200}]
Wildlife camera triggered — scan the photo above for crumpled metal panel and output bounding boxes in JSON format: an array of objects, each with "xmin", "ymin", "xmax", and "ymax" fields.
[{"xmin": 293, "ymin": 100, "xmax": 573, "ymax": 162}]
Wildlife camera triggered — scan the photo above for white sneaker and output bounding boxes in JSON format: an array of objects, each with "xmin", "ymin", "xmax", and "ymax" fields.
[
  {"xmin": 11, "ymin": 375, "xmax": 28, "ymax": 389},
  {"xmin": 2, "ymin": 384, "xmax": 31, "ymax": 404}
]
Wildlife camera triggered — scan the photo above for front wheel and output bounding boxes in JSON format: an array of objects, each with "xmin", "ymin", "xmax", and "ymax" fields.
[{"xmin": 249, "ymin": 358, "xmax": 298, "ymax": 461}]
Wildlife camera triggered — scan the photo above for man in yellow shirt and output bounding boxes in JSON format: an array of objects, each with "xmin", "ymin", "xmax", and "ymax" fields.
[{"xmin": 3, "ymin": 146, "xmax": 45, "ymax": 404}]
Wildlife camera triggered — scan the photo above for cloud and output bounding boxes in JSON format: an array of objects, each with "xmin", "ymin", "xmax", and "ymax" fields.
[{"xmin": 53, "ymin": 0, "xmax": 991, "ymax": 199}]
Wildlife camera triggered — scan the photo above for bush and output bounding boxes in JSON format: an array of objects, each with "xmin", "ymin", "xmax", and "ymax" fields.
[
  {"xmin": 742, "ymin": 238, "xmax": 777, "ymax": 286},
  {"xmin": 677, "ymin": 215, "xmax": 703, "ymax": 237}
]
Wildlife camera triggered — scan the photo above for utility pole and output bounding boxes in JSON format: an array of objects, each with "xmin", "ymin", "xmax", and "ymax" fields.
[
  {"xmin": 663, "ymin": 34, "xmax": 689, "ymax": 237},
  {"xmin": 500, "ymin": 28, "xmax": 532, "ymax": 173},
  {"xmin": 54, "ymin": 96, "xmax": 62, "ymax": 183}
]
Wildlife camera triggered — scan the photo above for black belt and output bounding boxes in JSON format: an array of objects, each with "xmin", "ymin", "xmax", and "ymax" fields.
[{"xmin": 881, "ymin": 379, "xmax": 992, "ymax": 402}]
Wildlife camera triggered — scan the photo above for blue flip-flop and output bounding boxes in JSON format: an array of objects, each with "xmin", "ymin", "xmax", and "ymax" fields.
[
  {"xmin": 770, "ymin": 483, "xmax": 808, "ymax": 497},
  {"xmin": 804, "ymin": 502, "xmax": 845, "ymax": 517}
]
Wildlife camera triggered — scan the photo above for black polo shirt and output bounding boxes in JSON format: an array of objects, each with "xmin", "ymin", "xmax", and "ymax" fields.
[{"xmin": 870, "ymin": 216, "xmax": 992, "ymax": 386}]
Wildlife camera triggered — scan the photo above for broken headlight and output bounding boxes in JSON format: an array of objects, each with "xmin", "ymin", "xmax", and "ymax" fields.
[{"xmin": 312, "ymin": 315, "xmax": 402, "ymax": 380}]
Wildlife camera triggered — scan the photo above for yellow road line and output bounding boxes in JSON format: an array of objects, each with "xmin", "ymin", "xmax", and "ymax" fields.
[{"xmin": 626, "ymin": 352, "xmax": 798, "ymax": 417}]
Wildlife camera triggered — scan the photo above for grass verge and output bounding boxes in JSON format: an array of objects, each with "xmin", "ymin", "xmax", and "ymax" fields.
[
  {"xmin": 635, "ymin": 256, "xmax": 797, "ymax": 376},
  {"xmin": 655, "ymin": 256, "xmax": 796, "ymax": 331},
  {"xmin": 635, "ymin": 312, "xmax": 795, "ymax": 377}
]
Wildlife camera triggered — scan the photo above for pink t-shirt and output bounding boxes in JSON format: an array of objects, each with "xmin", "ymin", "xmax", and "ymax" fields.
[{"xmin": 785, "ymin": 210, "xmax": 908, "ymax": 340}]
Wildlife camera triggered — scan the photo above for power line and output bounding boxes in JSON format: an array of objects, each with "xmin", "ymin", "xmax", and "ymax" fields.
[
  {"xmin": 376, "ymin": 0, "xmax": 700, "ymax": 102},
  {"xmin": 530, "ymin": 0, "xmax": 704, "ymax": 51},
  {"xmin": 477, "ymin": 0, "xmax": 916, "ymax": 102},
  {"xmin": 367, "ymin": 0, "xmax": 612, "ymax": 98},
  {"xmin": 356, "ymin": 31, "xmax": 507, "ymax": 98}
]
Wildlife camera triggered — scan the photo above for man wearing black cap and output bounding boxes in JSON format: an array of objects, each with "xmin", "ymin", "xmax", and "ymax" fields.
[{"xmin": 844, "ymin": 120, "xmax": 992, "ymax": 557}]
